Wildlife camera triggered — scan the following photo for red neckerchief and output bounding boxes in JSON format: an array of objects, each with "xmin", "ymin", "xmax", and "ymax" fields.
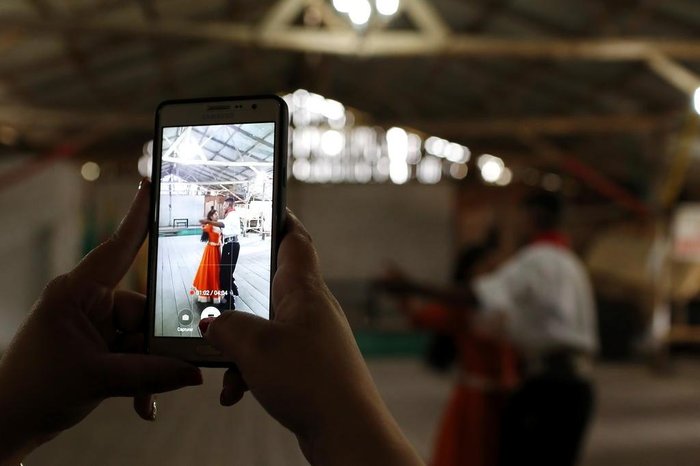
[{"xmin": 531, "ymin": 230, "xmax": 570, "ymax": 249}]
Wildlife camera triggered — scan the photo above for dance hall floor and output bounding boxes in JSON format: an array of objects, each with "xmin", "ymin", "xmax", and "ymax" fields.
[
  {"xmin": 27, "ymin": 358, "xmax": 700, "ymax": 466},
  {"xmin": 155, "ymin": 234, "xmax": 271, "ymax": 337}
]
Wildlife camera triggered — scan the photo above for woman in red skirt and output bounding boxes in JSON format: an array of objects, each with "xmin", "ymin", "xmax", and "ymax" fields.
[
  {"xmin": 193, "ymin": 209, "xmax": 223, "ymax": 304},
  {"xmin": 383, "ymin": 236, "xmax": 519, "ymax": 466}
]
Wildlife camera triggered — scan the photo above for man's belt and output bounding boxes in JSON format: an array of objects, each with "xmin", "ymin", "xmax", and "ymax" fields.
[
  {"xmin": 223, "ymin": 235, "xmax": 239, "ymax": 244},
  {"xmin": 524, "ymin": 350, "xmax": 593, "ymax": 379}
]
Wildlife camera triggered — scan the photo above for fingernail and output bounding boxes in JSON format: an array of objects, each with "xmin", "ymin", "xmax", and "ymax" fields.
[
  {"xmin": 149, "ymin": 399, "xmax": 157, "ymax": 421},
  {"xmin": 220, "ymin": 387, "xmax": 235, "ymax": 406},
  {"xmin": 184, "ymin": 367, "xmax": 204, "ymax": 386},
  {"xmin": 199, "ymin": 317, "xmax": 215, "ymax": 334},
  {"xmin": 138, "ymin": 177, "xmax": 150, "ymax": 190}
]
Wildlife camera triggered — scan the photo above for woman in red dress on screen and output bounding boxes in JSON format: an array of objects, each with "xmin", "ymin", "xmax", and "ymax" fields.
[{"xmin": 192, "ymin": 208, "xmax": 223, "ymax": 304}]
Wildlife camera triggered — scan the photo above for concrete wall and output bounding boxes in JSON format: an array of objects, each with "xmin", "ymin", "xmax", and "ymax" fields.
[
  {"xmin": 0, "ymin": 157, "xmax": 83, "ymax": 350},
  {"xmin": 158, "ymin": 192, "xmax": 206, "ymax": 228},
  {"xmin": 287, "ymin": 182, "xmax": 455, "ymax": 326},
  {"xmin": 287, "ymin": 181, "xmax": 455, "ymax": 285}
]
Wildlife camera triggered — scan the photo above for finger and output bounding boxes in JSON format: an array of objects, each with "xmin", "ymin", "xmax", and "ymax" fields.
[
  {"xmin": 73, "ymin": 178, "xmax": 151, "ymax": 288},
  {"xmin": 274, "ymin": 210, "xmax": 322, "ymax": 297},
  {"xmin": 113, "ymin": 290, "xmax": 146, "ymax": 333},
  {"xmin": 200, "ymin": 311, "xmax": 271, "ymax": 363},
  {"xmin": 221, "ymin": 368, "xmax": 248, "ymax": 407},
  {"xmin": 92, "ymin": 353, "xmax": 202, "ymax": 397},
  {"xmin": 112, "ymin": 333, "xmax": 145, "ymax": 353},
  {"xmin": 133, "ymin": 394, "xmax": 157, "ymax": 421}
]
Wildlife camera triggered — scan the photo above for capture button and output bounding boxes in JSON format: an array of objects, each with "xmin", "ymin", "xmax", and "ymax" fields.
[
  {"xmin": 178, "ymin": 309, "xmax": 194, "ymax": 326},
  {"xmin": 201, "ymin": 306, "xmax": 221, "ymax": 319}
]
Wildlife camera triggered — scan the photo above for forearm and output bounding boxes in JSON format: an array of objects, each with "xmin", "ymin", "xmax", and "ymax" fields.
[
  {"xmin": 408, "ymin": 281, "xmax": 477, "ymax": 308},
  {"xmin": 0, "ymin": 395, "xmax": 35, "ymax": 466},
  {"xmin": 200, "ymin": 220, "xmax": 225, "ymax": 227},
  {"xmin": 307, "ymin": 396, "xmax": 423, "ymax": 466}
]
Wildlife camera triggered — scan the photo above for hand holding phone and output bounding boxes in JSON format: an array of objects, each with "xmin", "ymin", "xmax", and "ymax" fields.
[
  {"xmin": 200, "ymin": 212, "xmax": 424, "ymax": 466},
  {"xmin": 0, "ymin": 181, "xmax": 202, "ymax": 464}
]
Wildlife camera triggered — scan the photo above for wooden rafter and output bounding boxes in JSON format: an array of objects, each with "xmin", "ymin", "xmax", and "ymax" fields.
[
  {"xmin": 25, "ymin": 0, "xmax": 105, "ymax": 104},
  {"xmin": 5, "ymin": 14, "xmax": 700, "ymax": 60},
  {"xmin": 0, "ymin": 102, "xmax": 672, "ymax": 138},
  {"xmin": 135, "ymin": 0, "xmax": 180, "ymax": 97},
  {"xmin": 391, "ymin": 113, "xmax": 669, "ymax": 139}
]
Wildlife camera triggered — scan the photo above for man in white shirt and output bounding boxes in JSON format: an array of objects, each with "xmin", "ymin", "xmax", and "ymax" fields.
[
  {"xmin": 201, "ymin": 197, "xmax": 241, "ymax": 309},
  {"xmin": 474, "ymin": 191, "xmax": 597, "ymax": 466}
]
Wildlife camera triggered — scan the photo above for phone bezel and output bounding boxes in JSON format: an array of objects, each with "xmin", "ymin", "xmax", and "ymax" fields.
[{"xmin": 145, "ymin": 95, "xmax": 288, "ymax": 367}]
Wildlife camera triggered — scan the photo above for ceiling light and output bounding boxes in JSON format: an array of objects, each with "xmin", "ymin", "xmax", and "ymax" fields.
[
  {"xmin": 376, "ymin": 0, "xmax": 400, "ymax": 16},
  {"xmin": 495, "ymin": 167, "xmax": 513, "ymax": 186},
  {"xmin": 320, "ymin": 129, "xmax": 345, "ymax": 157},
  {"xmin": 177, "ymin": 136, "xmax": 203, "ymax": 160},
  {"xmin": 694, "ymin": 87, "xmax": 700, "ymax": 115},
  {"xmin": 386, "ymin": 126, "xmax": 408, "ymax": 161},
  {"xmin": 348, "ymin": 0, "xmax": 372, "ymax": 25},
  {"xmin": 389, "ymin": 160, "xmax": 409, "ymax": 184},
  {"xmin": 81, "ymin": 161, "xmax": 101, "ymax": 182},
  {"xmin": 417, "ymin": 157, "xmax": 442, "ymax": 184},
  {"xmin": 479, "ymin": 154, "xmax": 504, "ymax": 183},
  {"xmin": 292, "ymin": 158, "xmax": 311, "ymax": 181},
  {"xmin": 450, "ymin": 163, "xmax": 468, "ymax": 180},
  {"xmin": 322, "ymin": 99, "xmax": 345, "ymax": 121},
  {"xmin": 425, "ymin": 136, "xmax": 446, "ymax": 157},
  {"xmin": 406, "ymin": 133, "xmax": 422, "ymax": 164},
  {"xmin": 332, "ymin": 0, "xmax": 352, "ymax": 13}
]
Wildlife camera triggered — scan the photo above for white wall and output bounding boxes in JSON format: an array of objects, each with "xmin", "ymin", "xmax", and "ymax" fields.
[
  {"xmin": 287, "ymin": 182, "xmax": 454, "ymax": 284},
  {"xmin": 158, "ymin": 192, "xmax": 205, "ymax": 228},
  {"xmin": 0, "ymin": 157, "xmax": 82, "ymax": 350}
]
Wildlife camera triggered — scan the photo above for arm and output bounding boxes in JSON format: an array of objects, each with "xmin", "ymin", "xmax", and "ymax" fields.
[
  {"xmin": 201, "ymin": 211, "xmax": 424, "ymax": 466},
  {"xmin": 0, "ymin": 180, "xmax": 202, "ymax": 464},
  {"xmin": 379, "ymin": 276, "xmax": 477, "ymax": 309},
  {"xmin": 199, "ymin": 219, "xmax": 225, "ymax": 228}
]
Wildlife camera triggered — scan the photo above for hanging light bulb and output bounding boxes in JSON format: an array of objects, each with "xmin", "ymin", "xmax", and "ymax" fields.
[
  {"xmin": 376, "ymin": 0, "xmax": 400, "ymax": 16},
  {"xmin": 332, "ymin": 0, "xmax": 352, "ymax": 13},
  {"xmin": 348, "ymin": 0, "xmax": 372, "ymax": 25}
]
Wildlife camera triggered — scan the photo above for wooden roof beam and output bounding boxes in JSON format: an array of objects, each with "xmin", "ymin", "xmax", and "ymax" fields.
[
  {"xmin": 390, "ymin": 113, "xmax": 669, "ymax": 139},
  {"xmin": 6, "ymin": 14, "xmax": 700, "ymax": 59},
  {"xmin": 646, "ymin": 51, "xmax": 700, "ymax": 95}
]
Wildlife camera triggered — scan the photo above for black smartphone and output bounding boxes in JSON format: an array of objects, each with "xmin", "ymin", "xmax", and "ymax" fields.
[{"xmin": 145, "ymin": 95, "xmax": 288, "ymax": 366}]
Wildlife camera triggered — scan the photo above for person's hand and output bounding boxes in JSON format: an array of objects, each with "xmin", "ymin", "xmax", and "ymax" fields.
[
  {"xmin": 199, "ymin": 211, "xmax": 423, "ymax": 466},
  {"xmin": 0, "ymin": 179, "xmax": 202, "ymax": 465}
]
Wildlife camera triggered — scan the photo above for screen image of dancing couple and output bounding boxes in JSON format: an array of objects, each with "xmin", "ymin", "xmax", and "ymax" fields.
[
  {"xmin": 154, "ymin": 122, "xmax": 275, "ymax": 337},
  {"xmin": 193, "ymin": 196, "xmax": 241, "ymax": 310}
]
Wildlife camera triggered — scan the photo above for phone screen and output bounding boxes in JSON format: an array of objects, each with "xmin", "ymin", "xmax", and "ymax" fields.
[{"xmin": 153, "ymin": 122, "xmax": 276, "ymax": 338}]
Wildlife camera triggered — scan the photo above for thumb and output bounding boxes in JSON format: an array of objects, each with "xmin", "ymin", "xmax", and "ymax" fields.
[
  {"xmin": 92, "ymin": 354, "xmax": 202, "ymax": 397},
  {"xmin": 200, "ymin": 311, "xmax": 272, "ymax": 363}
]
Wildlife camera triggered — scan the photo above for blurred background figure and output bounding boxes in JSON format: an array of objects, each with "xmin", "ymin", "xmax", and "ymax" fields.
[
  {"xmin": 378, "ymin": 225, "xmax": 519, "ymax": 466},
  {"xmin": 483, "ymin": 192, "xmax": 597, "ymax": 466},
  {"xmin": 5, "ymin": 1, "xmax": 700, "ymax": 465},
  {"xmin": 376, "ymin": 190, "xmax": 597, "ymax": 466}
]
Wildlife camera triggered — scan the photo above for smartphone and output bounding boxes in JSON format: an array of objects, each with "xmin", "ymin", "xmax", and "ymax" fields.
[{"xmin": 146, "ymin": 95, "xmax": 288, "ymax": 366}]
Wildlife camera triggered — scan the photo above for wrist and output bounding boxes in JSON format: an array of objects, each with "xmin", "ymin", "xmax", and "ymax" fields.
[
  {"xmin": 0, "ymin": 386, "xmax": 38, "ymax": 465},
  {"xmin": 304, "ymin": 391, "xmax": 423, "ymax": 466}
]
